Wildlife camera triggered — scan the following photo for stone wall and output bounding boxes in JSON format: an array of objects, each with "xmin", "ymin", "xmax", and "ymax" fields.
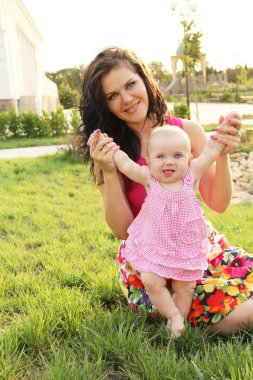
[{"xmin": 230, "ymin": 151, "xmax": 253, "ymax": 204}]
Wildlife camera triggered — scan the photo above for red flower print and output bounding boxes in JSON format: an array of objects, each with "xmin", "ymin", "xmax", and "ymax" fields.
[
  {"xmin": 209, "ymin": 252, "xmax": 224, "ymax": 269},
  {"xmin": 117, "ymin": 247, "xmax": 124, "ymax": 264},
  {"xmin": 207, "ymin": 289, "xmax": 234, "ymax": 314},
  {"xmin": 128, "ymin": 274, "xmax": 144, "ymax": 289},
  {"xmin": 188, "ymin": 298, "xmax": 204, "ymax": 325},
  {"xmin": 217, "ymin": 236, "xmax": 229, "ymax": 250},
  {"xmin": 130, "ymin": 303, "xmax": 138, "ymax": 313},
  {"xmin": 229, "ymin": 297, "xmax": 242, "ymax": 310},
  {"xmin": 148, "ymin": 311, "xmax": 158, "ymax": 317}
]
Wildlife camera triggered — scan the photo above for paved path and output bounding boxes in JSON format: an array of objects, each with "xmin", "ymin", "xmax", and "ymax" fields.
[{"xmin": 0, "ymin": 145, "xmax": 70, "ymax": 159}]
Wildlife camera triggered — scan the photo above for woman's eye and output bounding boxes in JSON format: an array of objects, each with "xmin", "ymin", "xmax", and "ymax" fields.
[
  {"xmin": 108, "ymin": 93, "xmax": 118, "ymax": 101},
  {"xmin": 127, "ymin": 81, "xmax": 135, "ymax": 89}
]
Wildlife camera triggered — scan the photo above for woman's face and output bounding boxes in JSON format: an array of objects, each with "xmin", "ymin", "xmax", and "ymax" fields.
[{"xmin": 100, "ymin": 63, "xmax": 149, "ymax": 130}]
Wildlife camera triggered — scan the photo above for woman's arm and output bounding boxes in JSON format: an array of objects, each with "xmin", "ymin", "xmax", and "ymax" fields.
[
  {"xmin": 89, "ymin": 131, "xmax": 134, "ymax": 239},
  {"xmin": 99, "ymin": 170, "xmax": 134, "ymax": 239},
  {"xmin": 182, "ymin": 119, "xmax": 234, "ymax": 212}
]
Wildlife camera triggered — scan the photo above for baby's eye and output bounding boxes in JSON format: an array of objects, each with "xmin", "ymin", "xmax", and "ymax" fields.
[
  {"xmin": 157, "ymin": 154, "xmax": 164, "ymax": 159},
  {"xmin": 108, "ymin": 93, "xmax": 118, "ymax": 101},
  {"xmin": 174, "ymin": 153, "xmax": 182, "ymax": 159}
]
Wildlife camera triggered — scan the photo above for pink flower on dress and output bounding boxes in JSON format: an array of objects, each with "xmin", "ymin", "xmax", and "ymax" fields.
[{"xmin": 224, "ymin": 256, "xmax": 252, "ymax": 278}]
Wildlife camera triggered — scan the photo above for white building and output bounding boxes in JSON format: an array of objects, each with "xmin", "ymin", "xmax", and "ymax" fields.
[{"xmin": 0, "ymin": 0, "xmax": 59, "ymax": 113}]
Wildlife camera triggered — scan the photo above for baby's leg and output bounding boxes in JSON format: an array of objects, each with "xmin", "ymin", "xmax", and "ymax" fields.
[
  {"xmin": 141, "ymin": 272, "xmax": 183, "ymax": 338},
  {"xmin": 172, "ymin": 280, "xmax": 196, "ymax": 319},
  {"xmin": 141, "ymin": 272, "xmax": 179, "ymax": 318}
]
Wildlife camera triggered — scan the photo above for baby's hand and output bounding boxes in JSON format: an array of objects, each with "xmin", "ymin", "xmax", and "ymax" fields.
[
  {"xmin": 210, "ymin": 112, "xmax": 242, "ymax": 154},
  {"xmin": 87, "ymin": 129, "xmax": 107, "ymax": 146},
  {"xmin": 88, "ymin": 129, "xmax": 119, "ymax": 173}
]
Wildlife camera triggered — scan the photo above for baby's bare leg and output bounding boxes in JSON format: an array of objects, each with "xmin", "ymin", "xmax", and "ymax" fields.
[
  {"xmin": 172, "ymin": 280, "xmax": 196, "ymax": 319},
  {"xmin": 141, "ymin": 272, "xmax": 178, "ymax": 318},
  {"xmin": 141, "ymin": 272, "xmax": 184, "ymax": 338}
]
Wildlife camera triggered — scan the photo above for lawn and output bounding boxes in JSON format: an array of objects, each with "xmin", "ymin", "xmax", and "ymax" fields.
[
  {"xmin": 0, "ymin": 151, "xmax": 253, "ymax": 379},
  {"xmin": 0, "ymin": 135, "xmax": 72, "ymax": 149}
]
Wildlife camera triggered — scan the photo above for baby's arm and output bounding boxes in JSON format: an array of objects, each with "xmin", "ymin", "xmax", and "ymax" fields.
[
  {"xmin": 114, "ymin": 150, "xmax": 149, "ymax": 186},
  {"xmin": 97, "ymin": 131, "xmax": 149, "ymax": 186},
  {"xmin": 190, "ymin": 113, "xmax": 240, "ymax": 180},
  {"xmin": 190, "ymin": 137, "xmax": 224, "ymax": 180}
]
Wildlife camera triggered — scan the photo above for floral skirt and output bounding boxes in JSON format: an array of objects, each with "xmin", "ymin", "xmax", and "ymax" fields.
[{"xmin": 118, "ymin": 226, "xmax": 253, "ymax": 326}]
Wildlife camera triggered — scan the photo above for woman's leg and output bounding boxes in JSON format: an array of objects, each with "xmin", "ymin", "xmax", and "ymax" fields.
[
  {"xmin": 141, "ymin": 272, "xmax": 184, "ymax": 337},
  {"xmin": 209, "ymin": 296, "xmax": 253, "ymax": 335}
]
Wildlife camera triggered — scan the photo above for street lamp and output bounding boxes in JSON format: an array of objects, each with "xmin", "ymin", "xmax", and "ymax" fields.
[{"xmin": 169, "ymin": 1, "xmax": 198, "ymax": 112}]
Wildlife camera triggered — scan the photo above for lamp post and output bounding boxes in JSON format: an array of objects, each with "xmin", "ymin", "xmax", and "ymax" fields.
[{"xmin": 170, "ymin": 1, "xmax": 198, "ymax": 113}]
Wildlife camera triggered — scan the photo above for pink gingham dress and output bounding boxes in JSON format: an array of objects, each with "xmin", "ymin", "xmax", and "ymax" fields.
[{"xmin": 122, "ymin": 167, "xmax": 209, "ymax": 281}]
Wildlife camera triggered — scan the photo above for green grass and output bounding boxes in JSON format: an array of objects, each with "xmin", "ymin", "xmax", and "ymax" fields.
[
  {"xmin": 0, "ymin": 151, "xmax": 253, "ymax": 378},
  {"xmin": 203, "ymin": 123, "xmax": 253, "ymax": 133},
  {"xmin": 0, "ymin": 135, "xmax": 72, "ymax": 149}
]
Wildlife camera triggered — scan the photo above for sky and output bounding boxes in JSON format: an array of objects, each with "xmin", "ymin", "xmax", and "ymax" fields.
[{"xmin": 22, "ymin": 0, "xmax": 252, "ymax": 73}]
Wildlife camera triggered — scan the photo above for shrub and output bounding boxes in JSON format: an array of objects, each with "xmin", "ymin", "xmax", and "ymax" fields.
[
  {"xmin": 59, "ymin": 82, "xmax": 79, "ymax": 109},
  {"xmin": 50, "ymin": 106, "xmax": 69, "ymax": 136},
  {"xmin": 241, "ymin": 129, "xmax": 253, "ymax": 143},
  {"xmin": 20, "ymin": 111, "xmax": 46, "ymax": 137},
  {"xmin": 172, "ymin": 102, "xmax": 190, "ymax": 119},
  {"xmin": 70, "ymin": 107, "xmax": 81, "ymax": 131},
  {"xmin": 0, "ymin": 111, "xmax": 8, "ymax": 138},
  {"xmin": 7, "ymin": 108, "xmax": 21, "ymax": 136},
  {"xmin": 41, "ymin": 111, "xmax": 52, "ymax": 136},
  {"xmin": 219, "ymin": 91, "xmax": 234, "ymax": 103},
  {"xmin": 234, "ymin": 93, "xmax": 241, "ymax": 102},
  {"xmin": 0, "ymin": 108, "xmax": 71, "ymax": 139}
]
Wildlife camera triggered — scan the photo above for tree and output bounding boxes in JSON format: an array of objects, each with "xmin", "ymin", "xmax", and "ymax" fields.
[
  {"xmin": 180, "ymin": 19, "xmax": 203, "ymax": 74},
  {"xmin": 46, "ymin": 67, "xmax": 83, "ymax": 108},
  {"xmin": 148, "ymin": 61, "xmax": 172, "ymax": 87},
  {"xmin": 58, "ymin": 82, "xmax": 80, "ymax": 109},
  {"xmin": 178, "ymin": 18, "xmax": 203, "ymax": 113},
  {"xmin": 237, "ymin": 65, "xmax": 248, "ymax": 85}
]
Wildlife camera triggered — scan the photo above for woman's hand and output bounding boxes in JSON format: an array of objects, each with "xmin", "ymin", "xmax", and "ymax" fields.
[
  {"xmin": 88, "ymin": 130, "xmax": 119, "ymax": 174},
  {"xmin": 214, "ymin": 112, "xmax": 242, "ymax": 155}
]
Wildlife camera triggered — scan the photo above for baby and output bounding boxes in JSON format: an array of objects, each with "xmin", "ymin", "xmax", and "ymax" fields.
[{"xmin": 92, "ymin": 123, "xmax": 228, "ymax": 337}]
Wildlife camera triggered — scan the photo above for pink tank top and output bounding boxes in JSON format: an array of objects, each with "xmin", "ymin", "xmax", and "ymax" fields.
[{"xmin": 126, "ymin": 116, "xmax": 183, "ymax": 217}]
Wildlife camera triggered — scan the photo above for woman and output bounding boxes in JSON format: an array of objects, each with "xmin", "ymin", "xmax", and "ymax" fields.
[{"xmin": 76, "ymin": 47, "xmax": 253, "ymax": 334}]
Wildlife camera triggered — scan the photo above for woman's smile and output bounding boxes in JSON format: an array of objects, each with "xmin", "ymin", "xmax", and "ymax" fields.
[{"xmin": 125, "ymin": 101, "xmax": 140, "ymax": 114}]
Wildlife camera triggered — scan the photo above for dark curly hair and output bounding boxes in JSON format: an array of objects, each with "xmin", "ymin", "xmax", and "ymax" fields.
[{"xmin": 75, "ymin": 46, "xmax": 168, "ymax": 184}]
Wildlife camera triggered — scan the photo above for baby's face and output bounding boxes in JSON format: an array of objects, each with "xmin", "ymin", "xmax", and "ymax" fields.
[{"xmin": 148, "ymin": 130, "xmax": 190, "ymax": 184}]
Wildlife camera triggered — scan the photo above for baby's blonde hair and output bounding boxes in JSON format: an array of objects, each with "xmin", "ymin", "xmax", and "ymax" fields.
[{"xmin": 148, "ymin": 125, "xmax": 191, "ymax": 156}]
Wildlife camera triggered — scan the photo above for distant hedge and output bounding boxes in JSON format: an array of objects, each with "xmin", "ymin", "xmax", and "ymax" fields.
[{"xmin": 0, "ymin": 107, "xmax": 80, "ymax": 139}]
